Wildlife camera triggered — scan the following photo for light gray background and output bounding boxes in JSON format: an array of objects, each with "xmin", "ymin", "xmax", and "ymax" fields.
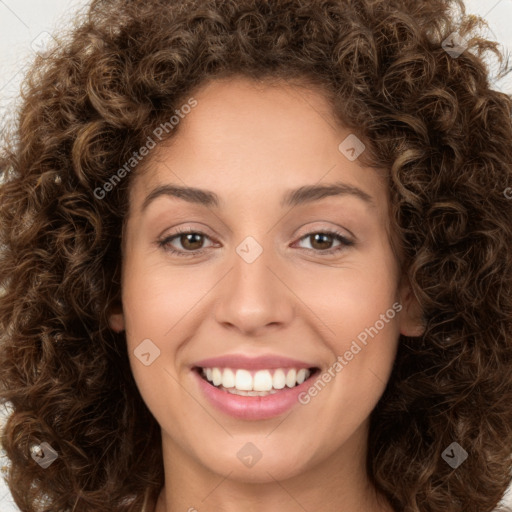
[{"xmin": 1, "ymin": 0, "xmax": 512, "ymax": 509}]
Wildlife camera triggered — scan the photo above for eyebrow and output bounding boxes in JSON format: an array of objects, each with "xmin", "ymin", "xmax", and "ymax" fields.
[{"xmin": 141, "ymin": 180, "xmax": 375, "ymax": 212}]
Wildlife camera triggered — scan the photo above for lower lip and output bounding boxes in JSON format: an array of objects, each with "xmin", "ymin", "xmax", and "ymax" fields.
[{"xmin": 193, "ymin": 369, "xmax": 318, "ymax": 420}]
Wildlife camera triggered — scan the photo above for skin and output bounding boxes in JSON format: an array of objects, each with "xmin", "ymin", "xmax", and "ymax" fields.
[{"xmin": 108, "ymin": 75, "xmax": 425, "ymax": 512}]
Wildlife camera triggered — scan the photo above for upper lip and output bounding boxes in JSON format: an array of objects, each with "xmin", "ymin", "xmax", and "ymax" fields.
[{"xmin": 193, "ymin": 354, "xmax": 319, "ymax": 370}]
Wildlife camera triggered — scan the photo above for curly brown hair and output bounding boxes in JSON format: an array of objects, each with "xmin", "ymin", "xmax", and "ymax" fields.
[{"xmin": 1, "ymin": 0, "xmax": 512, "ymax": 510}]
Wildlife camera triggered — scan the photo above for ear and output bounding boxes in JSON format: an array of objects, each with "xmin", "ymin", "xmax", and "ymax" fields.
[
  {"xmin": 108, "ymin": 302, "xmax": 126, "ymax": 333},
  {"xmin": 397, "ymin": 276, "xmax": 425, "ymax": 337}
]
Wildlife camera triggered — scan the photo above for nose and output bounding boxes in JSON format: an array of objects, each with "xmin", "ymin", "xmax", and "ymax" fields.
[{"xmin": 214, "ymin": 238, "xmax": 295, "ymax": 337}]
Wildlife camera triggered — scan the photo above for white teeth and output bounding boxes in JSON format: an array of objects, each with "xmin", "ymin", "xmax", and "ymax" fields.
[
  {"xmin": 235, "ymin": 369, "xmax": 253, "ymax": 391},
  {"xmin": 200, "ymin": 367, "xmax": 312, "ymax": 392},
  {"xmin": 272, "ymin": 369, "xmax": 286, "ymax": 389},
  {"xmin": 225, "ymin": 387, "xmax": 279, "ymax": 396},
  {"xmin": 285, "ymin": 368, "xmax": 297, "ymax": 388},
  {"xmin": 212, "ymin": 368, "xmax": 222, "ymax": 386},
  {"xmin": 296, "ymin": 368, "xmax": 307, "ymax": 384},
  {"xmin": 221, "ymin": 368, "xmax": 235, "ymax": 388},
  {"xmin": 253, "ymin": 370, "xmax": 273, "ymax": 391}
]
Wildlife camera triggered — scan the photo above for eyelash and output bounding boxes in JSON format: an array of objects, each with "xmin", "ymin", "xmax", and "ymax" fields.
[{"xmin": 157, "ymin": 227, "xmax": 355, "ymax": 258}]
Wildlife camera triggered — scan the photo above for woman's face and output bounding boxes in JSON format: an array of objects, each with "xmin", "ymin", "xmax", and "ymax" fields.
[{"xmin": 109, "ymin": 76, "xmax": 423, "ymax": 485}]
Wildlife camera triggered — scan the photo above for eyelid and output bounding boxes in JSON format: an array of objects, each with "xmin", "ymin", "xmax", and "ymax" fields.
[{"xmin": 294, "ymin": 222, "xmax": 354, "ymax": 241}]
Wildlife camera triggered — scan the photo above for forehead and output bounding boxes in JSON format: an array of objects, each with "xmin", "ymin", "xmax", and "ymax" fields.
[
  {"xmin": 167, "ymin": 76, "xmax": 341, "ymax": 152},
  {"xmin": 130, "ymin": 76, "xmax": 388, "ymax": 214}
]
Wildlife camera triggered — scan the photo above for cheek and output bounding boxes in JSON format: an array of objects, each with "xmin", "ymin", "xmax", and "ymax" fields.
[
  {"xmin": 119, "ymin": 254, "xmax": 219, "ymax": 417},
  {"xmin": 296, "ymin": 244, "xmax": 400, "ymax": 412},
  {"xmin": 300, "ymin": 251, "xmax": 399, "ymax": 346},
  {"xmin": 121, "ymin": 254, "xmax": 202, "ymax": 343},
  {"xmin": 299, "ymin": 308, "xmax": 400, "ymax": 445}
]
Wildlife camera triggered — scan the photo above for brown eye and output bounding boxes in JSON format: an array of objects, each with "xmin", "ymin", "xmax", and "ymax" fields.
[
  {"xmin": 158, "ymin": 229, "xmax": 215, "ymax": 257},
  {"xmin": 296, "ymin": 230, "xmax": 354, "ymax": 254},
  {"xmin": 178, "ymin": 233, "xmax": 205, "ymax": 251},
  {"xmin": 308, "ymin": 233, "xmax": 335, "ymax": 250}
]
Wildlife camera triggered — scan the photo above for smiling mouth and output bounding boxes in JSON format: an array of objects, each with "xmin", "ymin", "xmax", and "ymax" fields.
[{"xmin": 194, "ymin": 366, "xmax": 321, "ymax": 396}]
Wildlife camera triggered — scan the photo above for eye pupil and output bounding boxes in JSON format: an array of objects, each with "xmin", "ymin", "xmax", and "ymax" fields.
[
  {"xmin": 311, "ymin": 233, "xmax": 333, "ymax": 250},
  {"xmin": 181, "ymin": 233, "xmax": 203, "ymax": 250}
]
